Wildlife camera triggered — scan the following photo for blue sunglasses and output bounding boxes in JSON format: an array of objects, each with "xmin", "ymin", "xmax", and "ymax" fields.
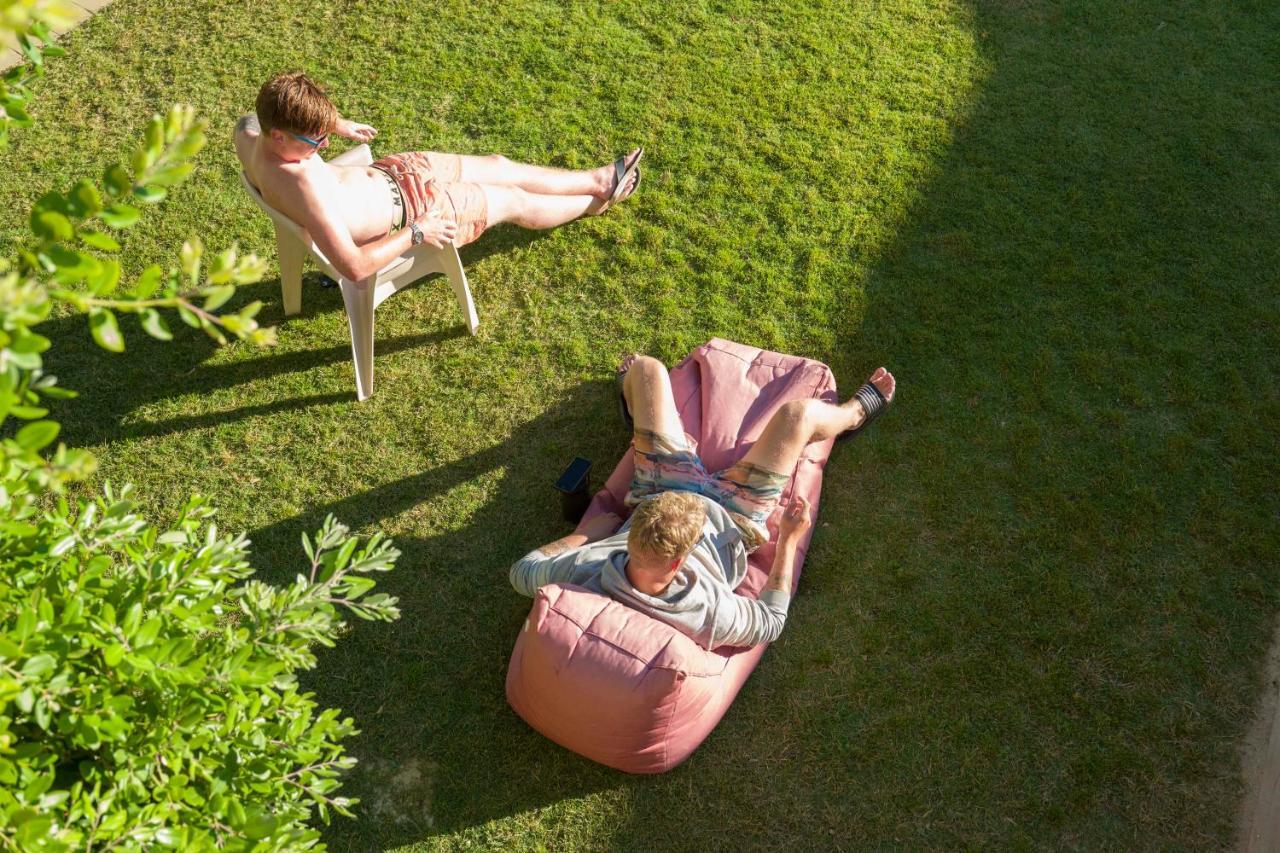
[{"xmin": 290, "ymin": 131, "xmax": 329, "ymax": 147}]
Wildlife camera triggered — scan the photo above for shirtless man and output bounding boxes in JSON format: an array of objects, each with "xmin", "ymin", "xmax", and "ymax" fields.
[{"xmin": 234, "ymin": 72, "xmax": 642, "ymax": 283}]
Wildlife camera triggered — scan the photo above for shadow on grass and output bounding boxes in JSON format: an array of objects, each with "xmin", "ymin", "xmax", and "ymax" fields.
[
  {"xmin": 34, "ymin": 0, "xmax": 1278, "ymax": 845},
  {"xmin": 39, "ymin": 221, "xmax": 551, "ymax": 447},
  {"xmin": 245, "ymin": 380, "xmax": 628, "ymax": 848},
  {"xmin": 41, "ymin": 280, "xmax": 469, "ymax": 445},
  {"xmin": 566, "ymin": 2, "xmax": 1280, "ymax": 849}
]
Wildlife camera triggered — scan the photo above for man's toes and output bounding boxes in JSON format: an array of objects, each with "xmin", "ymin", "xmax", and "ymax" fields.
[{"xmin": 870, "ymin": 367, "xmax": 895, "ymax": 401}]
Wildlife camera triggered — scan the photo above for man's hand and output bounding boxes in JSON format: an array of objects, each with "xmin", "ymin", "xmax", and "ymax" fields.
[
  {"xmin": 580, "ymin": 512, "xmax": 622, "ymax": 543},
  {"xmin": 390, "ymin": 166, "xmax": 432, "ymax": 215},
  {"xmin": 777, "ymin": 495, "xmax": 811, "ymax": 542},
  {"xmin": 336, "ymin": 118, "xmax": 378, "ymax": 142},
  {"xmin": 416, "ymin": 209, "xmax": 459, "ymax": 248}
]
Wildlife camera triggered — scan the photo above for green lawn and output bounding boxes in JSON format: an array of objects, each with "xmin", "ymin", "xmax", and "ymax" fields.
[{"xmin": 4, "ymin": 0, "xmax": 1278, "ymax": 847}]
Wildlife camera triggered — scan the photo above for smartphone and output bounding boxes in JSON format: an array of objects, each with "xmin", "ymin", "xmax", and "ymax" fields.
[{"xmin": 555, "ymin": 456, "xmax": 592, "ymax": 494}]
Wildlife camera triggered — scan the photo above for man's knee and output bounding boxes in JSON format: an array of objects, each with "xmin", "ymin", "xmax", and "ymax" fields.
[
  {"xmin": 490, "ymin": 185, "xmax": 530, "ymax": 223},
  {"xmin": 486, "ymin": 153, "xmax": 511, "ymax": 167},
  {"xmin": 774, "ymin": 399, "xmax": 818, "ymax": 435},
  {"xmin": 629, "ymin": 355, "xmax": 667, "ymax": 383}
]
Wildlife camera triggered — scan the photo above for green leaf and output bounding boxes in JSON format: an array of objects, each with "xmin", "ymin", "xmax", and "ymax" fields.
[
  {"xmin": 103, "ymin": 163, "xmax": 131, "ymax": 197},
  {"xmin": 207, "ymin": 246, "xmax": 238, "ymax": 284},
  {"xmin": 242, "ymin": 811, "xmax": 279, "ymax": 840},
  {"xmin": 176, "ymin": 305, "xmax": 201, "ymax": 328},
  {"xmin": 144, "ymin": 115, "xmax": 164, "ymax": 151},
  {"xmin": 48, "ymin": 245, "xmax": 97, "ymax": 283},
  {"xmin": 71, "ymin": 179, "xmax": 103, "ymax": 216},
  {"xmin": 89, "ymin": 258, "xmax": 121, "ymax": 295},
  {"xmin": 140, "ymin": 309, "xmax": 172, "ymax": 341},
  {"xmin": 201, "ymin": 285, "xmax": 235, "ymax": 312},
  {"xmin": 9, "ymin": 405, "xmax": 48, "ymax": 419},
  {"xmin": 80, "ymin": 230, "xmax": 120, "ymax": 251},
  {"xmin": 132, "ymin": 264, "xmax": 163, "ymax": 299},
  {"xmin": 11, "ymin": 333, "xmax": 50, "ymax": 355},
  {"xmin": 103, "ymin": 644, "xmax": 125, "ymax": 666},
  {"xmin": 132, "ymin": 185, "xmax": 167, "ymax": 205},
  {"xmin": 15, "ymin": 420, "xmax": 59, "ymax": 451},
  {"xmin": 100, "ymin": 204, "xmax": 140, "ymax": 229},
  {"xmin": 89, "ymin": 307, "xmax": 124, "ymax": 352},
  {"xmin": 146, "ymin": 163, "xmax": 194, "ymax": 188},
  {"xmin": 180, "ymin": 237, "xmax": 203, "ymax": 282},
  {"xmin": 175, "ymin": 131, "xmax": 207, "ymax": 159},
  {"xmin": 21, "ymin": 654, "xmax": 55, "ymax": 678},
  {"xmin": 200, "ymin": 323, "xmax": 227, "ymax": 345},
  {"xmin": 32, "ymin": 210, "xmax": 73, "ymax": 241},
  {"xmin": 49, "ymin": 535, "xmax": 76, "ymax": 556}
]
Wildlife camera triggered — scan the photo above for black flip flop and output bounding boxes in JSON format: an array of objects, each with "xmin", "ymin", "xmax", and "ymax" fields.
[{"xmin": 835, "ymin": 381, "xmax": 891, "ymax": 442}]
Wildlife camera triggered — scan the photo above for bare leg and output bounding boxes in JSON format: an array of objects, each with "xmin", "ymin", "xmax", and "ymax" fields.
[
  {"xmin": 732, "ymin": 368, "xmax": 896, "ymax": 476},
  {"xmin": 481, "ymin": 184, "xmax": 613, "ymax": 230},
  {"xmin": 619, "ymin": 354, "xmax": 685, "ymax": 453},
  {"xmin": 456, "ymin": 149, "xmax": 640, "ymax": 198}
]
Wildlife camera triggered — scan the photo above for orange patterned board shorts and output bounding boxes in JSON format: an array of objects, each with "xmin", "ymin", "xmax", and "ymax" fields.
[{"xmin": 371, "ymin": 151, "xmax": 489, "ymax": 247}]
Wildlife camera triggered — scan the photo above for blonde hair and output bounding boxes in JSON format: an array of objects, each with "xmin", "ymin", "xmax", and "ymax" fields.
[
  {"xmin": 627, "ymin": 492, "xmax": 706, "ymax": 561},
  {"xmin": 255, "ymin": 72, "xmax": 338, "ymax": 137}
]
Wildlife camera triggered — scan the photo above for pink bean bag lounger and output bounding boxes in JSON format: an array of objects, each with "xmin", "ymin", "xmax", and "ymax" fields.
[{"xmin": 505, "ymin": 338, "xmax": 839, "ymax": 773}]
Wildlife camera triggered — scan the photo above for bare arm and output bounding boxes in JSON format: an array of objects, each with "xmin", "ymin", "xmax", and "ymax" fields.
[
  {"xmin": 233, "ymin": 114, "xmax": 260, "ymax": 169},
  {"xmin": 295, "ymin": 175, "xmax": 457, "ymax": 282},
  {"xmin": 716, "ymin": 495, "xmax": 811, "ymax": 648},
  {"xmin": 333, "ymin": 115, "xmax": 378, "ymax": 143},
  {"xmin": 301, "ymin": 187, "xmax": 420, "ymax": 282},
  {"xmin": 764, "ymin": 495, "xmax": 810, "ymax": 596}
]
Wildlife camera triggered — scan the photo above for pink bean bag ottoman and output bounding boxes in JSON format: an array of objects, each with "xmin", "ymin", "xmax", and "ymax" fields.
[{"xmin": 505, "ymin": 338, "xmax": 839, "ymax": 773}]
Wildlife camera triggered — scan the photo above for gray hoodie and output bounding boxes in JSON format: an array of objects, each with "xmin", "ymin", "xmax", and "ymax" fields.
[{"xmin": 510, "ymin": 495, "xmax": 790, "ymax": 649}]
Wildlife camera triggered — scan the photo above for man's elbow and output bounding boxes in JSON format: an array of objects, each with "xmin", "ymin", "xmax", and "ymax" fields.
[
  {"xmin": 755, "ymin": 614, "xmax": 786, "ymax": 646},
  {"xmin": 333, "ymin": 257, "xmax": 373, "ymax": 283},
  {"xmin": 509, "ymin": 559, "xmax": 537, "ymax": 597}
]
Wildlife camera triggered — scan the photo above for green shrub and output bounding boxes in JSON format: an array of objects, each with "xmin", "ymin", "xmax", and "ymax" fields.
[{"xmin": 0, "ymin": 3, "xmax": 402, "ymax": 849}]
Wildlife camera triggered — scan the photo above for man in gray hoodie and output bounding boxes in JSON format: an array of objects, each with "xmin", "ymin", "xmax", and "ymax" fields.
[{"xmin": 510, "ymin": 354, "xmax": 895, "ymax": 649}]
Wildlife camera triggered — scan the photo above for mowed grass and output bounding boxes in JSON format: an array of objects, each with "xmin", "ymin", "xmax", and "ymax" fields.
[{"xmin": 2, "ymin": 0, "xmax": 1277, "ymax": 848}]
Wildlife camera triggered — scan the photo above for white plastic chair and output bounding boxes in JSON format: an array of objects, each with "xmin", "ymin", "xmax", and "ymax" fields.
[{"xmin": 239, "ymin": 144, "xmax": 479, "ymax": 401}]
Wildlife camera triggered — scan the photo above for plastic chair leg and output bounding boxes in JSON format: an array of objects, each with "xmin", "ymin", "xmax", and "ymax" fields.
[
  {"xmin": 276, "ymin": 223, "xmax": 306, "ymax": 316},
  {"xmin": 443, "ymin": 247, "xmax": 479, "ymax": 335},
  {"xmin": 341, "ymin": 280, "xmax": 376, "ymax": 401}
]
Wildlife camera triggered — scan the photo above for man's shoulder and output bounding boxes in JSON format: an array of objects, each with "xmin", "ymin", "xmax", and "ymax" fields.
[{"xmin": 234, "ymin": 114, "xmax": 261, "ymax": 138}]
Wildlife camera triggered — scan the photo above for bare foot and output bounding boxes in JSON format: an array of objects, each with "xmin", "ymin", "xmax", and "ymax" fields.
[
  {"xmin": 618, "ymin": 352, "xmax": 642, "ymax": 378},
  {"xmin": 593, "ymin": 148, "xmax": 643, "ymax": 199},
  {"xmin": 868, "ymin": 366, "xmax": 895, "ymax": 403},
  {"xmin": 841, "ymin": 367, "xmax": 895, "ymax": 430},
  {"xmin": 617, "ymin": 353, "xmax": 644, "ymax": 428}
]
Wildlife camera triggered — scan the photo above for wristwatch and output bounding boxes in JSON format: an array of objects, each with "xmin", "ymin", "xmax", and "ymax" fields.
[{"xmin": 409, "ymin": 221, "xmax": 425, "ymax": 246}]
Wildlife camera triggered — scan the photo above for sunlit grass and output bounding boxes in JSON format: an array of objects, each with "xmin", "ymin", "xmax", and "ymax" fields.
[{"xmin": 1, "ymin": 0, "xmax": 1276, "ymax": 848}]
